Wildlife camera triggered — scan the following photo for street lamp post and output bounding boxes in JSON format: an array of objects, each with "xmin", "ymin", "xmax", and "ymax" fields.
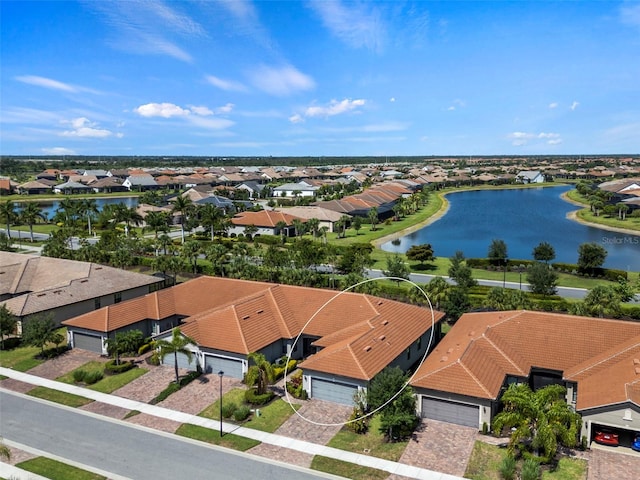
[
  {"xmin": 218, "ymin": 370, "xmax": 224, "ymax": 437},
  {"xmin": 518, "ymin": 264, "xmax": 524, "ymax": 290}
]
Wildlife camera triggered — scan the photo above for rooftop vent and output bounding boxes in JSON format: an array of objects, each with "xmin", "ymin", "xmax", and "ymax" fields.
[
  {"xmin": 440, "ymin": 356, "xmax": 448, "ymax": 362},
  {"xmin": 379, "ymin": 335, "xmax": 386, "ymax": 341},
  {"xmin": 377, "ymin": 301, "xmax": 384, "ymax": 305},
  {"xmin": 447, "ymin": 348, "xmax": 453, "ymax": 354},
  {"xmin": 256, "ymin": 309, "xmax": 264, "ymax": 314},
  {"xmin": 242, "ymin": 315, "xmax": 250, "ymax": 320},
  {"xmin": 37, "ymin": 293, "xmax": 46, "ymax": 297},
  {"xmin": 95, "ymin": 267, "xmax": 102, "ymax": 270},
  {"xmin": 634, "ymin": 358, "xmax": 640, "ymax": 365},
  {"xmin": 636, "ymin": 367, "xmax": 640, "ymax": 375},
  {"xmin": 468, "ymin": 331, "xmax": 475, "ymax": 336},
  {"xmin": 80, "ymin": 279, "xmax": 88, "ymax": 283},
  {"xmin": 381, "ymin": 320, "xmax": 389, "ymax": 326},
  {"xmin": 364, "ymin": 346, "xmax": 372, "ymax": 352}
]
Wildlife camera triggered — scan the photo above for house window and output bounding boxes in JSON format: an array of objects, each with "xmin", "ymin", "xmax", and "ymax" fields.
[
  {"xmin": 572, "ymin": 386, "xmax": 578, "ymax": 403},
  {"xmin": 416, "ymin": 336, "xmax": 422, "ymax": 351},
  {"xmin": 406, "ymin": 347, "xmax": 411, "ymax": 360},
  {"xmin": 94, "ymin": 298, "xmax": 101, "ymax": 310},
  {"xmin": 114, "ymin": 292, "xmax": 122, "ymax": 304}
]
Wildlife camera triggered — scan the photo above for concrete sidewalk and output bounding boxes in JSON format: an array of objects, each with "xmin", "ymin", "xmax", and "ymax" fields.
[{"xmin": 0, "ymin": 367, "xmax": 463, "ymax": 480}]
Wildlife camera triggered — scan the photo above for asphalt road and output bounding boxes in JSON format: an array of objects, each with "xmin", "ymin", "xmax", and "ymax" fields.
[{"xmin": 0, "ymin": 390, "xmax": 337, "ymax": 480}]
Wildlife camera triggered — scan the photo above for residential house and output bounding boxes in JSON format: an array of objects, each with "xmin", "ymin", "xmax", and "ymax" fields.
[
  {"xmin": 229, "ymin": 210, "xmax": 303, "ymax": 237},
  {"xmin": 0, "ymin": 252, "xmax": 164, "ymax": 332},
  {"xmin": 411, "ymin": 310, "xmax": 640, "ymax": 445},
  {"xmin": 53, "ymin": 181, "xmax": 91, "ymax": 194},
  {"xmin": 516, "ymin": 170, "xmax": 545, "ymax": 184},
  {"xmin": 237, "ymin": 181, "xmax": 268, "ymax": 199},
  {"xmin": 273, "ymin": 181, "xmax": 319, "ymax": 198},
  {"xmin": 274, "ymin": 206, "xmax": 348, "ymax": 233},
  {"xmin": 123, "ymin": 174, "xmax": 159, "ymax": 191},
  {"xmin": 16, "ymin": 180, "xmax": 53, "ymax": 195},
  {"xmin": 63, "ymin": 276, "xmax": 444, "ymax": 405}
]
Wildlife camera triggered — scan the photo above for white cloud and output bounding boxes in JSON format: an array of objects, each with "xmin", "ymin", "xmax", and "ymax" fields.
[
  {"xmin": 60, "ymin": 117, "xmax": 114, "ymax": 138},
  {"xmin": 570, "ymin": 101, "xmax": 580, "ymax": 111},
  {"xmin": 507, "ymin": 131, "xmax": 562, "ymax": 146},
  {"xmin": 447, "ymin": 99, "xmax": 466, "ymax": 111},
  {"xmin": 304, "ymin": 98, "xmax": 366, "ymax": 118},
  {"xmin": 187, "ymin": 115, "xmax": 234, "ymax": 130},
  {"xmin": 41, "ymin": 147, "xmax": 76, "ymax": 155},
  {"xmin": 16, "ymin": 75, "xmax": 76, "ymax": 92},
  {"xmin": 249, "ymin": 65, "xmax": 315, "ymax": 96},
  {"xmin": 189, "ymin": 106, "xmax": 214, "ymax": 116},
  {"xmin": 389, "ymin": 97, "xmax": 395, "ymax": 102},
  {"xmin": 308, "ymin": 0, "xmax": 385, "ymax": 52},
  {"xmin": 215, "ymin": 103, "xmax": 235, "ymax": 114},
  {"xmin": 289, "ymin": 114, "xmax": 304, "ymax": 124},
  {"xmin": 548, "ymin": 102, "xmax": 558, "ymax": 109},
  {"xmin": 205, "ymin": 75, "xmax": 248, "ymax": 92},
  {"xmin": 134, "ymin": 103, "xmax": 192, "ymax": 118}
]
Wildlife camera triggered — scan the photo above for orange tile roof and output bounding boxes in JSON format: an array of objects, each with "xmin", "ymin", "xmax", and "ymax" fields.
[
  {"xmin": 63, "ymin": 276, "xmax": 443, "ymax": 380},
  {"xmin": 231, "ymin": 210, "xmax": 303, "ymax": 227},
  {"xmin": 410, "ymin": 310, "xmax": 640, "ymax": 410}
]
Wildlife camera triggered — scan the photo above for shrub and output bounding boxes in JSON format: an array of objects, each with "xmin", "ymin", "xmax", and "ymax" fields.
[
  {"xmin": 482, "ymin": 422, "xmax": 489, "ymax": 435},
  {"xmin": 345, "ymin": 408, "xmax": 368, "ymax": 434},
  {"xmin": 285, "ymin": 370, "xmax": 307, "ymax": 400},
  {"xmin": 233, "ymin": 405, "xmax": 251, "ymax": 422},
  {"xmin": 178, "ymin": 370, "xmax": 202, "ymax": 387},
  {"xmin": 0, "ymin": 337, "xmax": 21, "ymax": 350},
  {"xmin": 244, "ymin": 387, "xmax": 275, "ymax": 405},
  {"xmin": 138, "ymin": 344, "xmax": 151, "ymax": 355},
  {"xmin": 221, "ymin": 402, "xmax": 237, "ymax": 419},
  {"xmin": 498, "ymin": 454, "xmax": 516, "ymax": 480},
  {"xmin": 150, "ymin": 382, "xmax": 180, "ymax": 404},
  {"xmin": 104, "ymin": 360, "xmax": 135, "ymax": 375},
  {"xmin": 520, "ymin": 458, "xmax": 541, "ymax": 480},
  {"xmin": 73, "ymin": 369, "xmax": 87, "ymax": 383},
  {"xmin": 83, "ymin": 370, "xmax": 104, "ymax": 385}
]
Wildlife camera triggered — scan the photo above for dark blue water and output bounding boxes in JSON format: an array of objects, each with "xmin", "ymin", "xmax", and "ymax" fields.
[
  {"xmin": 16, "ymin": 197, "xmax": 138, "ymax": 221},
  {"xmin": 381, "ymin": 186, "xmax": 640, "ymax": 271}
]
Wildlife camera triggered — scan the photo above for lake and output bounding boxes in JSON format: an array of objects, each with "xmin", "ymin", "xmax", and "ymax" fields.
[
  {"xmin": 17, "ymin": 197, "xmax": 138, "ymax": 221},
  {"xmin": 380, "ymin": 185, "xmax": 640, "ymax": 271}
]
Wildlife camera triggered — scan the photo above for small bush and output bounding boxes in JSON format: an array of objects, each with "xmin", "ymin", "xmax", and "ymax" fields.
[
  {"xmin": 83, "ymin": 370, "xmax": 104, "ymax": 385},
  {"xmin": 482, "ymin": 422, "xmax": 489, "ymax": 435},
  {"xmin": 520, "ymin": 458, "xmax": 541, "ymax": 480},
  {"xmin": 345, "ymin": 408, "xmax": 368, "ymax": 434},
  {"xmin": 285, "ymin": 370, "xmax": 307, "ymax": 400},
  {"xmin": 498, "ymin": 454, "xmax": 516, "ymax": 480},
  {"xmin": 151, "ymin": 382, "xmax": 180, "ymax": 404},
  {"xmin": 0, "ymin": 337, "xmax": 22, "ymax": 350},
  {"xmin": 178, "ymin": 370, "xmax": 202, "ymax": 387},
  {"xmin": 233, "ymin": 405, "xmax": 251, "ymax": 422},
  {"xmin": 221, "ymin": 402, "xmax": 237, "ymax": 419},
  {"xmin": 138, "ymin": 344, "xmax": 150, "ymax": 355},
  {"xmin": 244, "ymin": 387, "xmax": 275, "ymax": 405},
  {"xmin": 73, "ymin": 369, "xmax": 87, "ymax": 383},
  {"xmin": 104, "ymin": 360, "xmax": 135, "ymax": 375}
]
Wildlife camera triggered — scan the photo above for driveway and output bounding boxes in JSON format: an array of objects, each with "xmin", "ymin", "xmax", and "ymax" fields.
[{"xmin": 588, "ymin": 445, "xmax": 640, "ymax": 480}]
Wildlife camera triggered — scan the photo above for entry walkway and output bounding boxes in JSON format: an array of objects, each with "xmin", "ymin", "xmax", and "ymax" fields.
[{"xmin": 0, "ymin": 367, "xmax": 463, "ymax": 480}]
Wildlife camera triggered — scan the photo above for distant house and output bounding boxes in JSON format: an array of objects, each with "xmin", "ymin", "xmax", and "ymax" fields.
[
  {"xmin": 411, "ymin": 310, "xmax": 640, "ymax": 442},
  {"xmin": 516, "ymin": 170, "xmax": 545, "ymax": 183},
  {"xmin": 229, "ymin": 210, "xmax": 303, "ymax": 237},
  {"xmin": 63, "ymin": 276, "xmax": 444, "ymax": 405},
  {"xmin": 16, "ymin": 180, "xmax": 53, "ymax": 195},
  {"xmin": 274, "ymin": 206, "xmax": 348, "ymax": 233},
  {"xmin": 53, "ymin": 181, "xmax": 91, "ymax": 194},
  {"xmin": 272, "ymin": 181, "xmax": 318, "ymax": 198},
  {"xmin": 90, "ymin": 176, "xmax": 129, "ymax": 193},
  {"xmin": 237, "ymin": 181, "xmax": 268, "ymax": 199},
  {"xmin": 0, "ymin": 178, "xmax": 13, "ymax": 195},
  {"xmin": 0, "ymin": 252, "xmax": 165, "ymax": 333},
  {"xmin": 123, "ymin": 174, "xmax": 158, "ymax": 191}
]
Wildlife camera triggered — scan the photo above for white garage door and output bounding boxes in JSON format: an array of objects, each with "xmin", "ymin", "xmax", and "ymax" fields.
[
  {"xmin": 204, "ymin": 355, "xmax": 244, "ymax": 379},
  {"xmin": 421, "ymin": 397, "xmax": 479, "ymax": 428},
  {"xmin": 73, "ymin": 333, "xmax": 103, "ymax": 353},
  {"xmin": 311, "ymin": 378, "xmax": 357, "ymax": 405},
  {"xmin": 161, "ymin": 351, "xmax": 197, "ymax": 370}
]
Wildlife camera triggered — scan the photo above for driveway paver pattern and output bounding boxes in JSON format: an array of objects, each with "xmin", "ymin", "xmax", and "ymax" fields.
[
  {"xmin": 272, "ymin": 399, "xmax": 351, "ymax": 445},
  {"xmin": 27, "ymin": 349, "xmax": 104, "ymax": 379},
  {"xmin": 157, "ymin": 373, "xmax": 243, "ymax": 415},
  {"xmin": 588, "ymin": 446, "xmax": 640, "ymax": 480}
]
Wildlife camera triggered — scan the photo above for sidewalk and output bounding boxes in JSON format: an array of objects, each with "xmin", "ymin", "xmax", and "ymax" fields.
[{"xmin": 0, "ymin": 367, "xmax": 464, "ymax": 480}]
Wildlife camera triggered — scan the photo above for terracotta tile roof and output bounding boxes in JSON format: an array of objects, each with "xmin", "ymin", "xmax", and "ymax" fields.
[
  {"xmin": 411, "ymin": 310, "xmax": 640, "ymax": 410},
  {"xmin": 63, "ymin": 276, "xmax": 442, "ymax": 380},
  {"xmin": 231, "ymin": 210, "xmax": 303, "ymax": 227}
]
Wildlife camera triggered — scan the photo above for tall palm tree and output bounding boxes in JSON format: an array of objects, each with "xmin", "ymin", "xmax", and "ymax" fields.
[
  {"xmin": 55, "ymin": 198, "xmax": 81, "ymax": 230},
  {"xmin": 171, "ymin": 195, "xmax": 194, "ymax": 244},
  {"xmin": 425, "ymin": 276, "xmax": 450, "ymax": 310},
  {"xmin": 205, "ymin": 244, "xmax": 228, "ymax": 277},
  {"xmin": 0, "ymin": 200, "xmax": 18, "ymax": 239},
  {"xmin": 306, "ymin": 217, "xmax": 320, "ymax": 239},
  {"xmin": 113, "ymin": 204, "xmax": 143, "ymax": 236},
  {"xmin": 292, "ymin": 219, "xmax": 305, "ymax": 237},
  {"xmin": 157, "ymin": 327, "xmax": 196, "ymax": 384},
  {"xmin": 157, "ymin": 233, "xmax": 173, "ymax": 256},
  {"xmin": 79, "ymin": 198, "xmax": 99, "ymax": 236},
  {"xmin": 181, "ymin": 240, "xmax": 201, "ymax": 274},
  {"xmin": 275, "ymin": 220, "xmax": 288, "ymax": 243},
  {"xmin": 19, "ymin": 202, "xmax": 47, "ymax": 242},
  {"xmin": 245, "ymin": 352, "xmax": 275, "ymax": 395},
  {"xmin": 198, "ymin": 203, "xmax": 223, "ymax": 241},
  {"xmin": 368, "ymin": 206, "xmax": 379, "ymax": 231},
  {"xmin": 144, "ymin": 211, "xmax": 170, "ymax": 239}
]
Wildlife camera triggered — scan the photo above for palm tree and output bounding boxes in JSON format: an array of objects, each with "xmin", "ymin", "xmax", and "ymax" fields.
[
  {"xmin": 338, "ymin": 215, "xmax": 350, "ymax": 238},
  {"xmin": 79, "ymin": 198, "xmax": 99, "ymax": 236},
  {"xmin": 198, "ymin": 203, "xmax": 223, "ymax": 241},
  {"xmin": 275, "ymin": 220, "xmax": 288, "ymax": 243},
  {"xmin": 492, "ymin": 383, "xmax": 580, "ymax": 463},
  {"xmin": 368, "ymin": 206, "xmax": 379, "ymax": 231},
  {"xmin": 19, "ymin": 202, "xmax": 47, "ymax": 242},
  {"xmin": 0, "ymin": 200, "xmax": 18, "ymax": 239},
  {"xmin": 205, "ymin": 244, "xmax": 228, "ymax": 277},
  {"xmin": 306, "ymin": 217, "xmax": 320, "ymax": 239},
  {"xmin": 181, "ymin": 240, "xmax": 201, "ymax": 274},
  {"xmin": 157, "ymin": 233, "xmax": 173, "ymax": 256},
  {"xmin": 144, "ymin": 211, "xmax": 170, "ymax": 239},
  {"xmin": 55, "ymin": 197, "xmax": 81, "ymax": 230},
  {"xmin": 292, "ymin": 219, "xmax": 305, "ymax": 237},
  {"xmin": 319, "ymin": 226, "xmax": 329, "ymax": 245},
  {"xmin": 245, "ymin": 352, "xmax": 275, "ymax": 395},
  {"xmin": 243, "ymin": 224, "xmax": 258, "ymax": 240},
  {"xmin": 425, "ymin": 276, "xmax": 450, "ymax": 310},
  {"xmin": 113, "ymin": 204, "xmax": 143, "ymax": 236},
  {"xmin": 171, "ymin": 195, "xmax": 194, "ymax": 244},
  {"xmin": 157, "ymin": 327, "xmax": 195, "ymax": 384}
]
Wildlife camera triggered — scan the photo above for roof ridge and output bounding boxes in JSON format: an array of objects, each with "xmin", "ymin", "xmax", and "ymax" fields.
[
  {"xmin": 9, "ymin": 255, "xmax": 33, "ymax": 294},
  {"xmin": 482, "ymin": 333, "xmax": 526, "ymax": 375},
  {"xmin": 267, "ymin": 287, "xmax": 294, "ymax": 338},
  {"xmin": 348, "ymin": 344, "xmax": 369, "ymax": 379},
  {"xmin": 458, "ymin": 358, "xmax": 493, "ymax": 397},
  {"xmin": 232, "ymin": 305, "xmax": 249, "ymax": 354},
  {"xmin": 569, "ymin": 338, "xmax": 640, "ymax": 378}
]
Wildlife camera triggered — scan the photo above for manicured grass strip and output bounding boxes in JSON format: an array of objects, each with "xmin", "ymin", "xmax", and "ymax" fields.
[
  {"xmin": 57, "ymin": 361, "xmax": 148, "ymax": 394},
  {"xmin": 199, "ymin": 388, "xmax": 300, "ymax": 433},
  {"xmin": 311, "ymin": 455, "xmax": 389, "ymax": 480},
  {"xmin": 26, "ymin": 386, "xmax": 93, "ymax": 407},
  {"xmin": 326, "ymin": 415, "xmax": 407, "ymax": 462},
  {"xmin": 464, "ymin": 441, "xmax": 587, "ymax": 480},
  {"xmin": 175, "ymin": 423, "xmax": 260, "ymax": 451},
  {"xmin": 0, "ymin": 345, "xmax": 44, "ymax": 371},
  {"xmin": 16, "ymin": 457, "xmax": 106, "ymax": 480}
]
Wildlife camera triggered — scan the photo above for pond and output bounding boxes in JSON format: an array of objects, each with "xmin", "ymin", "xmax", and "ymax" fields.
[
  {"xmin": 380, "ymin": 185, "xmax": 640, "ymax": 271},
  {"xmin": 16, "ymin": 197, "xmax": 139, "ymax": 221}
]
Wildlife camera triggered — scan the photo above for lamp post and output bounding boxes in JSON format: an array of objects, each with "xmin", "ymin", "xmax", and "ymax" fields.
[
  {"xmin": 518, "ymin": 264, "xmax": 524, "ymax": 290},
  {"xmin": 218, "ymin": 370, "xmax": 224, "ymax": 437}
]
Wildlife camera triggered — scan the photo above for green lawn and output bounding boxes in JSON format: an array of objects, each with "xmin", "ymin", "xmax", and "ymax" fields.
[
  {"xmin": 26, "ymin": 386, "xmax": 93, "ymax": 407},
  {"xmin": 198, "ymin": 387, "xmax": 300, "ymax": 433},
  {"xmin": 464, "ymin": 441, "xmax": 587, "ymax": 480},
  {"xmin": 0, "ymin": 344, "xmax": 44, "ymax": 371},
  {"xmin": 56, "ymin": 360, "xmax": 148, "ymax": 393},
  {"xmin": 326, "ymin": 415, "xmax": 407, "ymax": 462},
  {"xmin": 174, "ymin": 423, "xmax": 260, "ymax": 451},
  {"xmin": 311, "ymin": 455, "xmax": 389, "ymax": 480},
  {"xmin": 16, "ymin": 457, "xmax": 106, "ymax": 480}
]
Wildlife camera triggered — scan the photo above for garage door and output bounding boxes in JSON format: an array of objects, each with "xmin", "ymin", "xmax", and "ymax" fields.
[
  {"xmin": 161, "ymin": 351, "xmax": 197, "ymax": 370},
  {"xmin": 204, "ymin": 355, "xmax": 244, "ymax": 379},
  {"xmin": 311, "ymin": 378, "xmax": 358, "ymax": 405},
  {"xmin": 73, "ymin": 333, "xmax": 103, "ymax": 353},
  {"xmin": 421, "ymin": 397, "xmax": 479, "ymax": 428}
]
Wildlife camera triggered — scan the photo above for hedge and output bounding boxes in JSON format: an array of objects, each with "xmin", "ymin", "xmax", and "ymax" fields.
[
  {"xmin": 104, "ymin": 360, "xmax": 136, "ymax": 375},
  {"xmin": 244, "ymin": 388, "xmax": 275, "ymax": 405}
]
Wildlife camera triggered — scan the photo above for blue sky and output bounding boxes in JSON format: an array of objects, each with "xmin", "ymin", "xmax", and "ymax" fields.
[{"xmin": 1, "ymin": 1, "xmax": 639, "ymax": 157}]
